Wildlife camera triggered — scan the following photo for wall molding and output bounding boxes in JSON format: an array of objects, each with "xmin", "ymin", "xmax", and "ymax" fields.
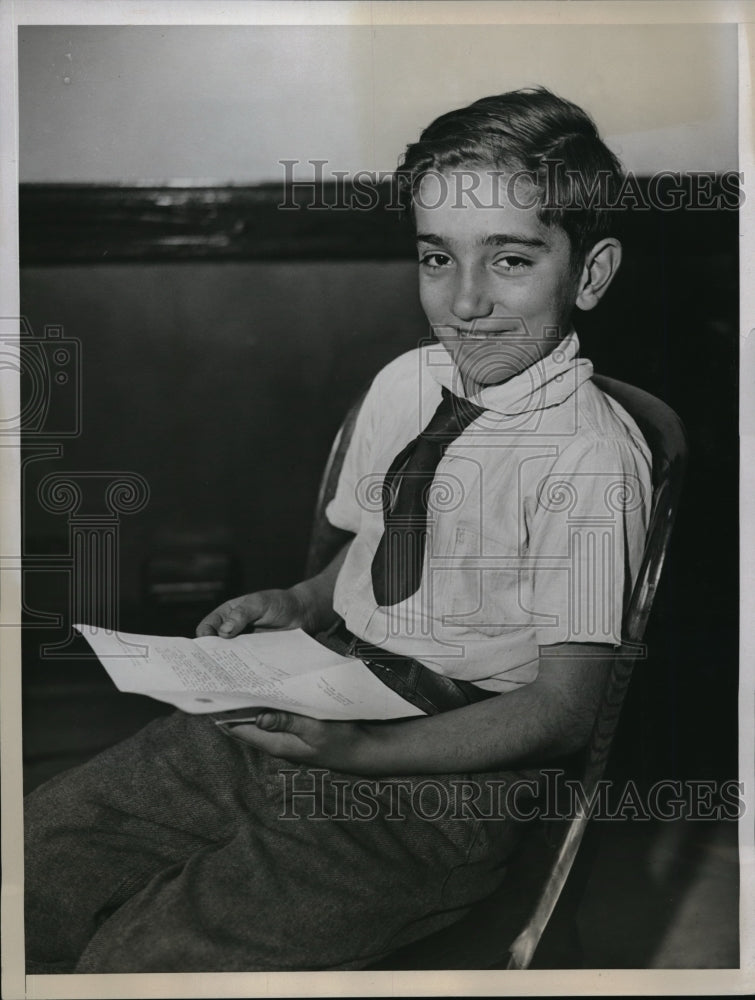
[
  {"xmin": 19, "ymin": 183, "xmax": 417, "ymax": 264},
  {"xmin": 19, "ymin": 180, "xmax": 738, "ymax": 265}
]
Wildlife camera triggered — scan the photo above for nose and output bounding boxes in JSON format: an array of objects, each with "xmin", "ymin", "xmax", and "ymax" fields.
[{"xmin": 451, "ymin": 264, "xmax": 494, "ymax": 322}]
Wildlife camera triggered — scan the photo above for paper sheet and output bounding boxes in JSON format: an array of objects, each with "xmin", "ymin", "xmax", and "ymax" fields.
[{"xmin": 74, "ymin": 625, "xmax": 423, "ymax": 720}]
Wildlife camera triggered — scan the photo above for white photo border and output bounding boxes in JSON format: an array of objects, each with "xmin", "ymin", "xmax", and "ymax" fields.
[{"xmin": 2, "ymin": 2, "xmax": 753, "ymax": 997}]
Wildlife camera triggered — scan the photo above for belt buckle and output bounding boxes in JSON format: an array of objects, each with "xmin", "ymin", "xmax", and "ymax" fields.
[{"xmin": 346, "ymin": 634, "xmax": 360, "ymax": 657}]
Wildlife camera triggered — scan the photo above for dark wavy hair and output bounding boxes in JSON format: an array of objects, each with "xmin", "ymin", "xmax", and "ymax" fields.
[{"xmin": 397, "ymin": 86, "xmax": 625, "ymax": 261}]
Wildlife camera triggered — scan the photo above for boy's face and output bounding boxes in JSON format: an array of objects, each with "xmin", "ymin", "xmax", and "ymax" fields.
[{"xmin": 414, "ymin": 168, "xmax": 582, "ymax": 394}]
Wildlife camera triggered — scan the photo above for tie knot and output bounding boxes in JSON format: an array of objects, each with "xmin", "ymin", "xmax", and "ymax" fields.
[{"xmin": 422, "ymin": 386, "xmax": 485, "ymax": 438}]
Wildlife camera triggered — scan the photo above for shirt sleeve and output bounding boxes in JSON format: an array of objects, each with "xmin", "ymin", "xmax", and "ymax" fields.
[
  {"xmin": 527, "ymin": 435, "xmax": 652, "ymax": 648},
  {"xmin": 324, "ymin": 382, "xmax": 378, "ymax": 534}
]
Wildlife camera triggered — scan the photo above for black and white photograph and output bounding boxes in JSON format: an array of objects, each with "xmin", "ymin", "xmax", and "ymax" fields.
[{"xmin": 1, "ymin": 1, "xmax": 752, "ymax": 996}]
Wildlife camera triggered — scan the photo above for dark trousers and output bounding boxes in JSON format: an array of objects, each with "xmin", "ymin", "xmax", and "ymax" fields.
[{"xmin": 25, "ymin": 711, "xmax": 539, "ymax": 973}]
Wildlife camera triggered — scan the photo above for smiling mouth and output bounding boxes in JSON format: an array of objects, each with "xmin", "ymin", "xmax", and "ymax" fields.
[{"xmin": 455, "ymin": 328, "xmax": 514, "ymax": 340}]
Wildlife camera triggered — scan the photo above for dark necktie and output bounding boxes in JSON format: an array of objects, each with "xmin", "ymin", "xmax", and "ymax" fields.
[{"xmin": 371, "ymin": 386, "xmax": 485, "ymax": 607}]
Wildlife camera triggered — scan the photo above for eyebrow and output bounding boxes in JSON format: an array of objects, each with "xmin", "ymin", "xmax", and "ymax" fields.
[{"xmin": 416, "ymin": 232, "xmax": 549, "ymax": 251}]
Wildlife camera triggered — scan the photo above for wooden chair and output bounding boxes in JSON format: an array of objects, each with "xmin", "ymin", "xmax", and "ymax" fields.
[{"xmin": 305, "ymin": 373, "xmax": 688, "ymax": 970}]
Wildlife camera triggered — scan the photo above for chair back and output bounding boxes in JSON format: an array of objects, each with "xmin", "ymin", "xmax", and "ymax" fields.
[
  {"xmin": 506, "ymin": 374, "xmax": 687, "ymax": 969},
  {"xmin": 305, "ymin": 386, "xmax": 369, "ymax": 577},
  {"xmin": 592, "ymin": 375, "xmax": 687, "ymax": 644}
]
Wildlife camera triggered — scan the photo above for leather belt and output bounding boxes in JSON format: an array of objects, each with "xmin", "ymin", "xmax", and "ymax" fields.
[{"xmin": 317, "ymin": 620, "xmax": 497, "ymax": 716}]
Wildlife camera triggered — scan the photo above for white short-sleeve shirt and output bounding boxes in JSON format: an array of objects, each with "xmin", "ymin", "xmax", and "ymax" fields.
[{"xmin": 326, "ymin": 333, "xmax": 653, "ymax": 693}]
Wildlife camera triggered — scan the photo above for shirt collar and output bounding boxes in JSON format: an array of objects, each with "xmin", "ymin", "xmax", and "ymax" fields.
[{"xmin": 424, "ymin": 330, "xmax": 593, "ymax": 416}]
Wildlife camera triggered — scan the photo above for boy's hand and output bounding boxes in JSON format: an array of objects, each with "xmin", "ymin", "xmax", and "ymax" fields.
[
  {"xmin": 196, "ymin": 542, "xmax": 353, "ymax": 639},
  {"xmin": 195, "ymin": 589, "xmax": 310, "ymax": 638},
  {"xmin": 220, "ymin": 711, "xmax": 365, "ymax": 771}
]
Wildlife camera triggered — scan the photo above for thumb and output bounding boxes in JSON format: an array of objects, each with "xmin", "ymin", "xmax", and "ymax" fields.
[{"xmin": 255, "ymin": 710, "xmax": 296, "ymax": 733}]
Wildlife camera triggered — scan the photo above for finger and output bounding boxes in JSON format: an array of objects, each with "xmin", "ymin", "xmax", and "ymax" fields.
[
  {"xmin": 220, "ymin": 721, "xmax": 308, "ymax": 762},
  {"xmin": 195, "ymin": 609, "xmax": 227, "ymax": 637},
  {"xmin": 215, "ymin": 596, "xmax": 268, "ymax": 637},
  {"xmin": 216, "ymin": 605, "xmax": 250, "ymax": 636},
  {"xmin": 219, "ymin": 710, "xmax": 307, "ymax": 743},
  {"xmin": 254, "ymin": 710, "xmax": 295, "ymax": 732}
]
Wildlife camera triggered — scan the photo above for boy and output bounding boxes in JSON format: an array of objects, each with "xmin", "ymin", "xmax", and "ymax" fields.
[{"xmin": 25, "ymin": 87, "xmax": 652, "ymax": 972}]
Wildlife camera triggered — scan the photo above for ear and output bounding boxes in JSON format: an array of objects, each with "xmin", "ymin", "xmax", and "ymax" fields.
[{"xmin": 574, "ymin": 238, "xmax": 622, "ymax": 312}]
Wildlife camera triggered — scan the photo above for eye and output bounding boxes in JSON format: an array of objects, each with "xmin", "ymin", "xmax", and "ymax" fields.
[
  {"xmin": 419, "ymin": 251, "xmax": 453, "ymax": 270},
  {"xmin": 494, "ymin": 254, "xmax": 531, "ymax": 273}
]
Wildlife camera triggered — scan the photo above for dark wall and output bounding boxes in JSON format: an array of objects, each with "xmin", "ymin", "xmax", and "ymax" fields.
[
  {"xmin": 20, "ymin": 260, "xmax": 426, "ymax": 620},
  {"xmin": 579, "ymin": 210, "xmax": 739, "ymax": 786},
  {"xmin": 20, "ymin": 195, "xmax": 738, "ymax": 785}
]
